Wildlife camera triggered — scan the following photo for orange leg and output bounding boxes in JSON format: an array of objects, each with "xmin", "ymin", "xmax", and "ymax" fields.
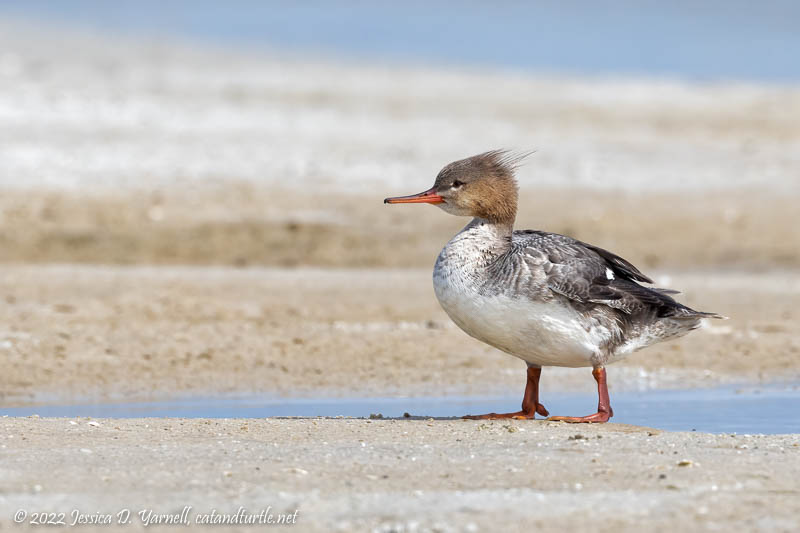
[
  {"xmin": 548, "ymin": 366, "xmax": 614, "ymax": 423},
  {"xmin": 464, "ymin": 366, "xmax": 549, "ymax": 420}
]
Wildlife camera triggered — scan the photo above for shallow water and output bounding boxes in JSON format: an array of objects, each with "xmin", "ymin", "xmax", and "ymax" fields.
[{"xmin": 3, "ymin": 385, "xmax": 798, "ymax": 434}]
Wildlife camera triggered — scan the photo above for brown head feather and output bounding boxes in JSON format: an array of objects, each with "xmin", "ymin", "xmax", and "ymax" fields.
[{"xmin": 433, "ymin": 150, "xmax": 529, "ymax": 225}]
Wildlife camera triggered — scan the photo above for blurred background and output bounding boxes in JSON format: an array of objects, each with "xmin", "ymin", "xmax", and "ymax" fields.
[
  {"xmin": 0, "ymin": 0, "xmax": 798, "ymax": 269},
  {"xmin": 0, "ymin": 2, "xmax": 798, "ymax": 404}
]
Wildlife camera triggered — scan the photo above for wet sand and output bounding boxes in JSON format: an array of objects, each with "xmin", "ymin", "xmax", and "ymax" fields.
[
  {"xmin": 2, "ymin": 264, "xmax": 799, "ymax": 406},
  {"xmin": 1, "ymin": 187, "xmax": 799, "ymax": 272},
  {"xmin": 2, "ymin": 418, "xmax": 799, "ymax": 532}
]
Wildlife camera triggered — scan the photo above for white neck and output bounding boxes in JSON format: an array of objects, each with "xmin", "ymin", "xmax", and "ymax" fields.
[{"xmin": 437, "ymin": 218, "xmax": 513, "ymax": 273}]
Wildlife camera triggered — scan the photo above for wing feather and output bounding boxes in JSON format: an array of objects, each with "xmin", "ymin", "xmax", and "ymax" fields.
[{"xmin": 513, "ymin": 230, "xmax": 701, "ymax": 318}]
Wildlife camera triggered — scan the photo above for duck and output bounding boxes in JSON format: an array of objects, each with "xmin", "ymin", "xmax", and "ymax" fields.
[{"xmin": 384, "ymin": 150, "xmax": 723, "ymax": 423}]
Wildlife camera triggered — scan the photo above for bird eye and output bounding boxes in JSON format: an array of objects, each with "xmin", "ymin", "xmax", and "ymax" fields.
[{"xmin": 451, "ymin": 180, "xmax": 464, "ymax": 189}]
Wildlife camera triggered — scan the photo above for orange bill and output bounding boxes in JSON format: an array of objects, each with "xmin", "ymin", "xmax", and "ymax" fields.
[{"xmin": 384, "ymin": 187, "xmax": 444, "ymax": 204}]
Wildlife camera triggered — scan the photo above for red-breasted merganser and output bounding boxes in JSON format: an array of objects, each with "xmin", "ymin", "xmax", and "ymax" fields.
[{"xmin": 384, "ymin": 150, "xmax": 723, "ymax": 423}]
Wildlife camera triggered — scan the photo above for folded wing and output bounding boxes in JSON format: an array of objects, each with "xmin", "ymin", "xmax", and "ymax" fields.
[{"xmin": 513, "ymin": 231, "xmax": 720, "ymax": 319}]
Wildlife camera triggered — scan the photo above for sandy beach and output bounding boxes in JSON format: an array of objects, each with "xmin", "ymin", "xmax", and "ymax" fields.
[
  {"xmin": 3, "ymin": 418, "xmax": 799, "ymax": 532},
  {"xmin": 1, "ymin": 264, "xmax": 799, "ymax": 407},
  {"xmin": 1, "ymin": 19, "xmax": 799, "ymax": 532}
]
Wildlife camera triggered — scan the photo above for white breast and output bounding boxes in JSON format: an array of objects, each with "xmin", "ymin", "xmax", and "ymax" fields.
[{"xmin": 432, "ymin": 223, "xmax": 610, "ymax": 368}]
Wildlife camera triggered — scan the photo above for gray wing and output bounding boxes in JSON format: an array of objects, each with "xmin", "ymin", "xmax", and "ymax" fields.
[{"xmin": 513, "ymin": 231, "xmax": 708, "ymax": 318}]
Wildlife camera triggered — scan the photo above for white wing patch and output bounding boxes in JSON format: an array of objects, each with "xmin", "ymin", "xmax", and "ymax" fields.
[{"xmin": 605, "ymin": 268, "xmax": 615, "ymax": 280}]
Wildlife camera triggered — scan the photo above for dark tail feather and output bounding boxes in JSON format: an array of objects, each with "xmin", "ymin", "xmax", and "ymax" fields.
[
  {"xmin": 653, "ymin": 288, "xmax": 727, "ymax": 320},
  {"xmin": 693, "ymin": 310, "xmax": 728, "ymax": 320},
  {"xmin": 671, "ymin": 307, "xmax": 728, "ymax": 320},
  {"xmin": 653, "ymin": 287, "xmax": 680, "ymax": 295}
]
